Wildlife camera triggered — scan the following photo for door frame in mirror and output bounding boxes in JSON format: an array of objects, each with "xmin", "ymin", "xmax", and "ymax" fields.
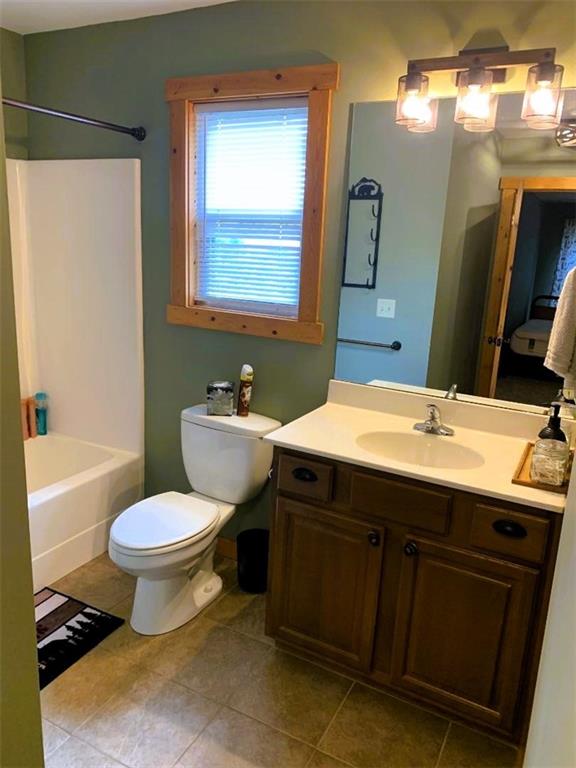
[{"xmin": 477, "ymin": 176, "xmax": 576, "ymax": 398}]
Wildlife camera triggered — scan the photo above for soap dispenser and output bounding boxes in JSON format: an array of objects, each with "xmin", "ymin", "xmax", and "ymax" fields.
[
  {"xmin": 538, "ymin": 403, "xmax": 567, "ymax": 442},
  {"xmin": 531, "ymin": 403, "xmax": 569, "ymax": 486}
]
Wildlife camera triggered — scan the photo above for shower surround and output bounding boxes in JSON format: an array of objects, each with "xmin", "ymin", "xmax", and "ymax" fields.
[{"xmin": 7, "ymin": 158, "xmax": 144, "ymax": 589}]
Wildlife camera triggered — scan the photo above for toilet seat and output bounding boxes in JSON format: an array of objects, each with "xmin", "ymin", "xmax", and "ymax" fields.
[{"xmin": 110, "ymin": 491, "xmax": 220, "ymax": 556}]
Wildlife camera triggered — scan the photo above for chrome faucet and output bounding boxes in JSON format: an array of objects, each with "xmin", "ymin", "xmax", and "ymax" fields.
[
  {"xmin": 445, "ymin": 383, "xmax": 458, "ymax": 400},
  {"xmin": 414, "ymin": 404, "xmax": 455, "ymax": 436}
]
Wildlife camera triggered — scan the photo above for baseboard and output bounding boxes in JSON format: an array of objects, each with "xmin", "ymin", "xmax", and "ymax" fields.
[{"xmin": 216, "ymin": 536, "xmax": 237, "ymax": 561}]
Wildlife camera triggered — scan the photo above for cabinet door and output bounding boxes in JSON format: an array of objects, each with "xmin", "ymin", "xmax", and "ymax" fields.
[
  {"xmin": 391, "ymin": 536, "xmax": 538, "ymax": 732},
  {"xmin": 268, "ymin": 497, "xmax": 384, "ymax": 671}
]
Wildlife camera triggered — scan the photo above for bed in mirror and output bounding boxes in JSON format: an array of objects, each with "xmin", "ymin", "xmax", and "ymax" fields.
[{"xmin": 335, "ymin": 90, "xmax": 576, "ymax": 411}]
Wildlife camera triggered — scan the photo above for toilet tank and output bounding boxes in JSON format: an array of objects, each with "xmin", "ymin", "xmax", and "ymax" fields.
[{"xmin": 181, "ymin": 405, "xmax": 282, "ymax": 504}]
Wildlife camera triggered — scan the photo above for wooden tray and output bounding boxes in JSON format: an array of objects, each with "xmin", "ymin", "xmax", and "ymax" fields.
[{"xmin": 512, "ymin": 442, "xmax": 572, "ymax": 495}]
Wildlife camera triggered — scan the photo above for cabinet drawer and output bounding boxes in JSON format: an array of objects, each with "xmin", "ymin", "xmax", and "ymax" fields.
[
  {"xmin": 277, "ymin": 453, "xmax": 334, "ymax": 503},
  {"xmin": 350, "ymin": 472, "xmax": 451, "ymax": 534},
  {"xmin": 469, "ymin": 505, "xmax": 549, "ymax": 564}
]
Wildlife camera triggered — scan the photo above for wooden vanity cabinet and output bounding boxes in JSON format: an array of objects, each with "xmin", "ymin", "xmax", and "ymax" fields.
[
  {"xmin": 391, "ymin": 536, "xmax": 538, "ymax": 732},
  {"xmin": 266, "ymin": 448, "xmax": 562, "ymax": 744},
  {"xmin": 268, "ymin": 497, "xmax": 384, "ymax": 670}
]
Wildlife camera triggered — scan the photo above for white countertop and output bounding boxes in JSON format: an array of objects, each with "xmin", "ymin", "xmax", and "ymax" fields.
[{"xmin": 265, "ymin": 401, "xmax": 566, "ymax": 513}]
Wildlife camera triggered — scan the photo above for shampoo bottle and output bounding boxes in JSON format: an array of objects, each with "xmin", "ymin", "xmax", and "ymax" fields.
[
  {"xmin": 35, "ymin": 392, "xmax": 48, "ymax": 435},
  {"xmin": 237, "ymin": 364, "xmax": 254, "ymax": 417}
]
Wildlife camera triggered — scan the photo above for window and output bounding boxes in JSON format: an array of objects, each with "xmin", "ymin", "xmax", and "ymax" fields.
[
  {"xmin": 196, "ymin": 99, "xmax": 308, "ymax": 318},
  {"xmin": 166, "ymin": 64, "xmax": 339, "ymax": 344}
]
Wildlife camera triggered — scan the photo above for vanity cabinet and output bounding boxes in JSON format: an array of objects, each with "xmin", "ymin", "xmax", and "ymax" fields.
[
  {"xmin": 391, "ymin": 536, "xmax": 538, "ymax": 732},
  {"xmin": 267, "ymin": 448, "xmax": 562, "ymax": 744},
  {"xmin": 269, "ymin": 498, "xmax": 384, "ymax": 670}
]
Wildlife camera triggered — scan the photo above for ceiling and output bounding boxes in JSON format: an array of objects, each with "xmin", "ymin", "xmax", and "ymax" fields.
[{"xmin": 0, "ymin": 0, "xmax": 235, "ymax": 35}]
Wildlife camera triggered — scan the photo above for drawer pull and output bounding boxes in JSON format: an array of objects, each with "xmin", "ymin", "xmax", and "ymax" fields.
[
  {"xmin": 368, "ymin": 531, "xmax": 381, "ymax": 547},
  {"xmin": 492, "ymin": 519, "xmax": 527, "ymax": 539},
  {"xmin": 291, "ymin": 467, "xmax": 318, "ymax": 483},
  {"xmin": 404, "ymin": 541, "xmax": 419, "ymax": 557}
]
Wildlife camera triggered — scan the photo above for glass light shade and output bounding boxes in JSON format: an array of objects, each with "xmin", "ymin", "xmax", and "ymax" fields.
[
  {"xmin": 407, "ymin": 99, "xmax": 439, "ymax": 133},
  {"xmin": 556, "ymin": 122, "xmax": 576, "ymax": 147},
  {"xmin": 455, "ymin": 68, "xmax": 494, "ymax": 124},
  {"xmin": 463, "ymin": 94, "xmax": 499, "ymax": 133},
  {"xmin": 395, "ymin": 73, "xmax": 430, "ymax": 127},
  {"xmin": 522, "ymin": 63, "xmax": 564, "ymax": 129}
]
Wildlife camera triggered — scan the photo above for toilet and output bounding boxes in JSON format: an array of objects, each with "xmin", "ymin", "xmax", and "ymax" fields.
[{"xmin": 109, "ymin": 405, "xmax": 281, "ymax": 635}]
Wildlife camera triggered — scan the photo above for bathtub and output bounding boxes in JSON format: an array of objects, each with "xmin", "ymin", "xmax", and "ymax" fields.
[{"xmin": 25, "ymin": 433, "xmax": 143, "ymax": 590}]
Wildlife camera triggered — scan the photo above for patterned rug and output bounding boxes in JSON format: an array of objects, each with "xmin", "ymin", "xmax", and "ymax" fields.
[{"xmin": 35, "ymin": 587, "xmax": 124, "ymax": 689}]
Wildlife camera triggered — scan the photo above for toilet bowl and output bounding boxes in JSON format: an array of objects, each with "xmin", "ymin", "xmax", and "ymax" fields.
[{"xmin": 109, "ymin": 406, "xmax": 281, "ymax": 635}]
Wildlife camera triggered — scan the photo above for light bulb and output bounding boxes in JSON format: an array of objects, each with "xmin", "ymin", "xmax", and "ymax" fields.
[
  {"xmin": 401, "ymin": 92, "xmax": 430, "ymax": 122},
  {"xmin": 528, "ymin": 82, "xmax": 556, "ymax": 117},
  {"xmin": 460, "ymin": 85, "xmax": 490, "ymax": 120},
  {"xmin": 408, "ymin": 99, "xmax": 438, "ymax": 133},
  {"xmin": 395, "ymin": 72, "xmax": 430, "ymax": 127},
  {"xmin": 455, "ymin": 68, "xmax": 494, "ymax": 125},
  {"xmin": 522, "ymin": 62, "xmax": 564, "ymax": 129}
]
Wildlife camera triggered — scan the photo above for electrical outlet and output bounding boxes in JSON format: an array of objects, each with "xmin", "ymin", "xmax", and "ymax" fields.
[{"xmin": 377, "ymin": 299, "xmax": 396, "ymax": 318}]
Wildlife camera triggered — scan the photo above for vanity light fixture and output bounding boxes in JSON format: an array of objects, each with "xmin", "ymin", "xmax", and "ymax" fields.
[
  {"xmin": 395, "ymin": 72, "xmax": 432, "ymax": 127},
  {"xmin": 521, "ymin": 62, "xmax": 565, "ymax": 129},
  {"xmin": 556, "ymin": 121, "xmax": 576, "ymax": 148},
  {"xmin": 396, "ymin": 46, "xmax": 564, "ymax": 135}
]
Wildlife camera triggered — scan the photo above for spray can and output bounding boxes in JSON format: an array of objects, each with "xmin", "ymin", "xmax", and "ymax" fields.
[{"xmin": 237, "ymin": 364, "xmax": 254, "ymax": 417}]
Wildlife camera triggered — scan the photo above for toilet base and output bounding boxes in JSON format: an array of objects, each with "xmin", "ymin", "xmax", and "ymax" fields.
[{"xmin": 130, "ymin": 568, "xmax": 223, "ymax": 635}]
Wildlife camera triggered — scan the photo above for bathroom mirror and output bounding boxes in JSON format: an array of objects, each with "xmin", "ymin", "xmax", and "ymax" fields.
[{"xmin": 335, "ymin": 90, "xmax": 576, "ymax": 410}]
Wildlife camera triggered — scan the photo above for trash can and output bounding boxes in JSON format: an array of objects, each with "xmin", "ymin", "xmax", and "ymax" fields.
[{"xmin": 236, "ymin": 528, "xmax": 270, "ymax": 593}]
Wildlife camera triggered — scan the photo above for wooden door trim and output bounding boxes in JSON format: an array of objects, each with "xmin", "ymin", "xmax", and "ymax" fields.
[
  {"xmin": 500, "ymin": 177, "xmax": 576, "ymax": 191},
  {"xmin": 476, "ymin": 184, "xmax": 523, "ymax": 397},
  {"xmin": 477, "ymin": 176, "xmax": 576, "ymax": 397}
]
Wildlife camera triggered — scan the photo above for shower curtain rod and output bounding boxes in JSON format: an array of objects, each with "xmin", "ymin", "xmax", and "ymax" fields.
[{"xmin": 2, "ymin": 97, "xmax": 146, "ymax": 141}]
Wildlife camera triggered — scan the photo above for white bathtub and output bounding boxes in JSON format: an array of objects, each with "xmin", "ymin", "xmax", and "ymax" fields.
[{"xmin": 25, "ymin": 433, "xmax": 143, "ymax": 590}]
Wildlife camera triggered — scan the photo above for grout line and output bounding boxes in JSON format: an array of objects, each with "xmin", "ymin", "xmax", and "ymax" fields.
[
  {"xmin": 167, "ymin": 702, "xmax": 224, "ymax": 768},
  {"xmin": 224, "ymin": 700, "xmax": 324, "ymax": 749},
  {"xmin": 275, "ymin": 644, "xmax": 357, "ymax": 685},
  {"xmin": 308, "ymin": 748, "xmax": 357, "ymax": 768},
  {"xmin": 434, "ymin": 720, "xmax": 452, "ymax": 768},
  {"xmin": 352, "ymin": 676, "xmax": 453, "ymax": 724},
  {"xmin": 54, "ymin": 730, "xmax": 133, "ymax": 768},
  {"xmin": 445, "ymin": 719, "xmax": 520, "ymax": 751},
  {"xmin": 314, "ymin": 679, "xmax": 355, "ymax": 750}
]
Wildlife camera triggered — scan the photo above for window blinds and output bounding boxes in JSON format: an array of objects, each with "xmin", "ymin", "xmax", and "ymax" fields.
[{"xmin": 195, "ymin": 98, "xmax": 309, "ymax": 318}]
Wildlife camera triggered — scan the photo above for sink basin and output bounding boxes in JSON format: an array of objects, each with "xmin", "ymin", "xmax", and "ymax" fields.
[{"xmin": 356, "ymin": 431, "xmax": 485, "ymax": 470}]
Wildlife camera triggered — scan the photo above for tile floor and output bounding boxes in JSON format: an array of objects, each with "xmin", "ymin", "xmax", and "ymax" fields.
[{"xmin": 42, "ymin": 553, "xmax": 519, "ymax": 768}]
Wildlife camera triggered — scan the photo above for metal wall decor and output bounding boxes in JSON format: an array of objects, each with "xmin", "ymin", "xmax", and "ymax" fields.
[{"xmin": 342, "ymin": 177, "xmax": 383, "ymax": 289}]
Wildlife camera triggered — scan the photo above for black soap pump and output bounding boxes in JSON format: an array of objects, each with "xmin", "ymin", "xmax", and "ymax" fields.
[{"xmin": 538, "ymin": 403, "xmax": 567, "ymax": 443}]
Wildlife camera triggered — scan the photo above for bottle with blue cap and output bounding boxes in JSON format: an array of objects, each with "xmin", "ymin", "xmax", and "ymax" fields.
[{"xmin": 35, "ymin": 392, "xmax": 48, "ymax": 435}]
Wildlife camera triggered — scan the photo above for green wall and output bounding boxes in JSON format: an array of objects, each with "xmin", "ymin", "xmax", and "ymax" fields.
[
  {"xmin": 0, "ymin": 27, "xmax": 28, "ymax": 158},
  {"xmin": 21, "ymin": 1, "xmax": 576, "ymax": 532},
  {"xmin": 0, "ymin": 49, "xmax": 44, "ymax": 767}
]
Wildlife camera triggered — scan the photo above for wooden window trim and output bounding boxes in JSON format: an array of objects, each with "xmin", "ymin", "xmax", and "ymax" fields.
[{"xmin": 166, "ymin": 63, "xmax": 339, "ymax": 345}]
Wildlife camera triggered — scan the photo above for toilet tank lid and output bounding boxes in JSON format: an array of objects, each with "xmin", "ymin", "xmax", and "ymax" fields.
[{"xmin": 181, "ymin": 405, "xmax": 281, "ymax": 438}]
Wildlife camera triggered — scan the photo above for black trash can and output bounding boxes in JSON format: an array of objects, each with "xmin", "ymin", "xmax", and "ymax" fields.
[{"xmin": 236, "ymin": 528, "xmax": 270, "ymax": 593}]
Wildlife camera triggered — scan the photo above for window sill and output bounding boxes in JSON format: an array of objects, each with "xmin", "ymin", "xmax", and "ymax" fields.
[{"xmin": 166, "ymin": 304, "xmax": 324, "ymax": 344}]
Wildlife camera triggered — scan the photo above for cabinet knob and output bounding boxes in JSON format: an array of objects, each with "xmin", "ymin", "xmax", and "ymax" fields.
[
  {"xmin": 291, "ymin": 467, "xmax": 318, "ymax": 483},
  {"xmin": 404, "ymin": 541, "xmax": 419, "ymax": 557},
  {"xmin": 368, "ymin": 531, "xmax": 381, "ymax": 547},
  {"xmin": 492, "ymin": 519, "xmax": 527, "ymax": 539}
]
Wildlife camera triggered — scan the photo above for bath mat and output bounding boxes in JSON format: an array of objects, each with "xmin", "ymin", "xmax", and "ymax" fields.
[{"xmin": 35, "ymin": 587, "xmax": 124, "ymax": 689}]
